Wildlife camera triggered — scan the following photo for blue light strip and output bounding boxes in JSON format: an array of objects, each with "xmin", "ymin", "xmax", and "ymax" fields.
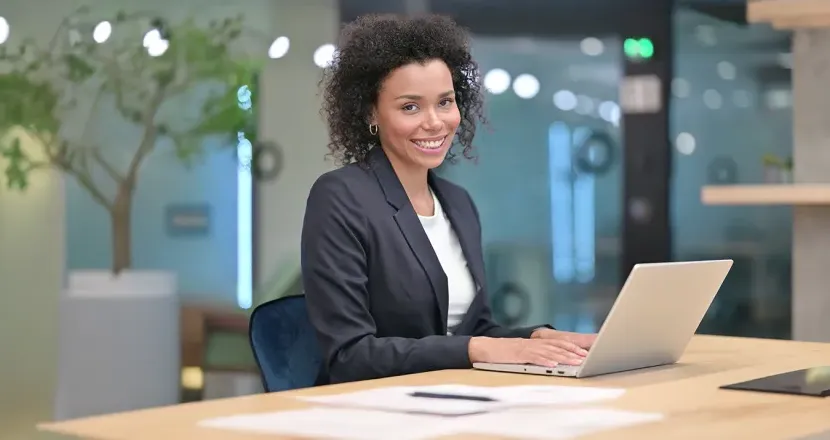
[
  {"xmin": 549, "ymin": 122, "xmax": 574, "ymax": 283},
  {"xmin": 237, "ymin": 132, "xmax": 253, "ymax": 309},
  {"xmin": 572, "ymin": 127, "xmax": 596, "ymax": 283}
]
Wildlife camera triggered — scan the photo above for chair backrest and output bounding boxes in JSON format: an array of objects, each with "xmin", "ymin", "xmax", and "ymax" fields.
[{"xmin": 249, "ymin": 295, "xmax": 322, "ymax": 392}]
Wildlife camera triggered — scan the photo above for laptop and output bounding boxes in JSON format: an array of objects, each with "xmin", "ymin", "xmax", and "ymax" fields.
[{"xmin": 473, "ymin": 259, "xmax": 733, "ymax": 378}]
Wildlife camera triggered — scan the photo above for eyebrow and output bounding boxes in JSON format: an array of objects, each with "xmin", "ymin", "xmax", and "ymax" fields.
[{"xmin": 394, "ymin": 90, "xmax": 455, "ymax": 100}]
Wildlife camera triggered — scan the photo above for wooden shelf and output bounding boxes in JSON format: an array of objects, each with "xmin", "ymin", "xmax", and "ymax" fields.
[
  {"xmin": 748, "ymin": 0, "xmax": 830, "ymax": 29},
  {"xmin": 701, "ymin": 184, "xmax": 830, "ymax": 205}
]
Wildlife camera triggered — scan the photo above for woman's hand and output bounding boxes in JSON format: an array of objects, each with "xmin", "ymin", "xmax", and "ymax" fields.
[
  {"xmin": 468, "ymin": 336, "xmax": 588, "ymax": 368},
  {"xmin": 531, "ymin": 328, "xmax": 597, "ymax": 350}
]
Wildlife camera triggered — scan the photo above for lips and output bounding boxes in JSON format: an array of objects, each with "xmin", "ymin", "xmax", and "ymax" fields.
[{"xmin": 411, "ymin": 136, "xmax": 447, "ymax": 150}]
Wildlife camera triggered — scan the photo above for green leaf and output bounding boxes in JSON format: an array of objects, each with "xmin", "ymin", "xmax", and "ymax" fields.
[
  {"xmin": 1, "ymin": 138, "xmax": 31, "ymax": 191},
  {"xmin": 0, "ymin": 72, "xmax": 61, "ymax": 134},
  {"xmin": 63, "ymin": 54, "xmax": 95, "ymax": 82}
]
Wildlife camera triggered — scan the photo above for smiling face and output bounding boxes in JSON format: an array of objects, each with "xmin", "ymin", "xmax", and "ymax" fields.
[{"xmin": 371, "ymin": 59, "xmax": 461, "ymax": 172}]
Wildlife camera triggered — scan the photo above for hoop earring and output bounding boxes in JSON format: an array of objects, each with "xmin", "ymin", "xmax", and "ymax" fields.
[{"xmin": 369, "ymin": 124, "xmax": 378, "ymax": 135}]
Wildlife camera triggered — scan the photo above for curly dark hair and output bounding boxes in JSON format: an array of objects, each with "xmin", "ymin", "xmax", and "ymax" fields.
[{"xmin": 320, "ymin": 14, "xmax": 486, "ymax": 166}]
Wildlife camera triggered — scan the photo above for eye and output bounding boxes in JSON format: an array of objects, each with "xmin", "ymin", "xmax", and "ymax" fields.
[
  {"xmin": 439, "ymin": 97, "xmax": 455, "ymax": 107},
  {"xmin": 402, "ymin": 103, "xmax": 418, "ymax": 112}
]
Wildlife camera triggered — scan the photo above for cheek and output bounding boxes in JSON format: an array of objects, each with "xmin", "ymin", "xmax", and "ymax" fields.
[
  {"xmin": 445, "ymin": 108, "xmax": 462, "ymax": 130},
  {"xmin": 386, "ymin": 115, "xmax": 421, "ymax": 140}
]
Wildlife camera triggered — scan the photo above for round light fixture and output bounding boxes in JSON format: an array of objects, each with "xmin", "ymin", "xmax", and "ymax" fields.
[
  {"xmin": 483, "ymin": 68, "xmax": 510, "ymax": 95},
  {"xmin": 93, "ymin": 21, "xmax": 112, "ymax": 43},
  {"xmin": 268, "ymin": 36, "xmax": 289, "ymax": 59},
  {"xmin": 313, "ymin": 44, "xmax": 335, "ymax": 68}
]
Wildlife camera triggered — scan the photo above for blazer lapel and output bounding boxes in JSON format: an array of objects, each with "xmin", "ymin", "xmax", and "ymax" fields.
[
  {"xmin": 369, "ymin": 148, "xmax": 449, "ymax": 331},
  {"xmin": 429, "ymin": 173, "xmax": 489, "ymax": 335},
  {"xmin": 429, "ymin": 173, "xmax": 485, "ymax": 292}
]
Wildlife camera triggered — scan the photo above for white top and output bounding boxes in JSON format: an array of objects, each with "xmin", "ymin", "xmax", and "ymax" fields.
[{"xmin": 417, "ymin": 190, "xmax": 477, "ymax": 335}]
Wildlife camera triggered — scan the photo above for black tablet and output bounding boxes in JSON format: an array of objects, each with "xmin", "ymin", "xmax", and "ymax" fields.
[{"xmin": 720, "ymin": 367, "xmax": 830, "ymax": 397}]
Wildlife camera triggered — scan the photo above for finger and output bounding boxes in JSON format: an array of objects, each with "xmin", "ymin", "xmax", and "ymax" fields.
[
  {"xmin": 559, "ymin": 357, "xmax": 583, "ymax": 366},
  {"xmin": 574, "ymin": 334, "xmax": 596, "ymax": 349},
  {"xmin": 559, "ymin": 340, "xmax": 589, "ymax": 357},
  {"xmin": 531, "ymin": 342, "xmax": 584, "ymax": 364},
  {"xmin": 530, "ymin": 355, "xmax": 559, "ymax": 368},
  {"xmin": 545, "ymin": 339, "xmax": 588, "ymax": 357},
  {"xmin": 537, "ymin": 346, "xmax": 584, "ymax": 366}
]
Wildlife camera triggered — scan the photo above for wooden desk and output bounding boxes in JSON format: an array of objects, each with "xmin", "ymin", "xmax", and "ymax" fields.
[{"xmin": 39, "ymin": 335, "xmax": 830, "ymax": 439}]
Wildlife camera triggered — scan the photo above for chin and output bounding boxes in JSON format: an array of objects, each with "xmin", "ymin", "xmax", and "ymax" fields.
[{"xmin": 412, "ymin": 149, "xmax": 448, "ymax": 169}]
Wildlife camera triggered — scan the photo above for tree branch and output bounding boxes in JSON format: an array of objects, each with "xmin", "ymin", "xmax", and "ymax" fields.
[
  {"xmin": 91, "ymin": 148, "xmax": 124, "ymax": 184},
  {"xmin": 28, "ymin": 131, "xmax": 114, "ymax": 211},
  {"xmin": 125, "ymin": 86, "xmax": 165, "ymax": 185},
  {"xmin": 62, "ymin": 163, "xmax": 114, "ymax": 211}
]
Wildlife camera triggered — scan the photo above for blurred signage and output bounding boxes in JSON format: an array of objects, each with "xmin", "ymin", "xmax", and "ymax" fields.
[
  {"xmin": 166, "ymin": 203, "xmax": 211, "ymax": 237},
  {"xmin": 620, "ymin": 74, "xmax": 662, "ymax": 114}
]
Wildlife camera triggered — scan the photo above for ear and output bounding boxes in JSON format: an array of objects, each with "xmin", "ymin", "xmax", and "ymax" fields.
[{"xmin": 368, "ymin": 107, "xmax": 378, "ymax": 126}]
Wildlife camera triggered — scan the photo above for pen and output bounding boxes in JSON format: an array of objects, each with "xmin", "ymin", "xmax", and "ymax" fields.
[{"xmin": 408, "ymin": 391, "xmax": 498, "ymax": 402}]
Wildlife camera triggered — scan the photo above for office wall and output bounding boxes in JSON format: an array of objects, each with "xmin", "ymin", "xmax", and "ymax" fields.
[
  {"xmin": 255, "ymin": 1, "xmax": 339, "ymax": 298},
  {"xmin": 0, "ymin": 131, "xmax": 64, "ymax": 439}
]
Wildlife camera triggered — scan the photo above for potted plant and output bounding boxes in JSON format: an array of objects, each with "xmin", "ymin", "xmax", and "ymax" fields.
[
  {"xmin": 0, "ymin": 6, "xmax": 261, "ymax": 417},
  {"xmin": 0, "ymin": 8, "xmax": 256, "ymax": 275}
]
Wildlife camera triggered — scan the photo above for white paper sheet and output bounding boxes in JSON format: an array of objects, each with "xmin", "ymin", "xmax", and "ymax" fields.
[
  {"xmin": 198, "ymin": 407, "xmax": 457, "ymax": 440},
  {"xmin": 198, "ymin": 405, "xmax": 664, "ymax": 440},
  {"xmin": 458, "ymin": 407, "xmax": 665, "ymax": 439},
  {"xmin": 297, "ymin": 384, "xmax": 625, "ymax": 416}
]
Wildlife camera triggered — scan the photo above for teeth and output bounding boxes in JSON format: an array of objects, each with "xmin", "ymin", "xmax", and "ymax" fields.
[{"xmin": 413, "ymin": 137, "xmax": 445, "ymax": 149}]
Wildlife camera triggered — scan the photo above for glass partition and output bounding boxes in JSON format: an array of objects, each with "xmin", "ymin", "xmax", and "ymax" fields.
[
  {"xmin": 670, "ymin": 7, "xmax": 792, "ymax": 338},
  {"xmin": 440, "ymin": 35, "xmax": 623, "ymax": 333}
]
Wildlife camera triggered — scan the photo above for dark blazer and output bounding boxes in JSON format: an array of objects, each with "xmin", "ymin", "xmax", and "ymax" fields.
[{"xmin": 300, "ymin": 147, "xmax": 546, "ymax": 385}]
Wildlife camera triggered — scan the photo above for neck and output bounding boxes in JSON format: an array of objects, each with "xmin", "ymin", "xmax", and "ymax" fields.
[{"xmin": 384, "ymin": 149, "xmax": 430, "ymax": 200}]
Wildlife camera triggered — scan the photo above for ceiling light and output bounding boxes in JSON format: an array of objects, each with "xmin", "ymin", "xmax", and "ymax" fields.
[
  {"xmin": 143, "ymin": 29, "xmax": 162, "ymax": 47},
  {"xmin": 92, "ymin": 21, "xmax": 112, "ymax": 43},
  {"xmin": 598, "ymin": 101, "xmax": 620, "ymax": 124},
  {"xmin": 313, "ymin": 44, "xmax": 335, "ymax": 68},
  {"xmin": 675, "ymin": 132, "xmax": 696, "ymax": 155},
  {"xmin": 552, "ymin": 90, "xmax": 577, "ymax": 111},
  {"xmin": 146, "ymin": 40, "xmax": 168, "ymax": 57},
  {"xmin": 483, "ymin": 68, "xmax": 510, "ymax": 95},
  {"xmin": 716, "ymin": 61, "xmax": 736, "ymax": 80},
  {"xmin": 512, "ymin": 73, "xmax": 539, "ymax": 99},
  {"xmin": 268, "ymin": 36, "xmax": 289, "ymax": 59},
  {"xmin": 143, "ymin": 29, "xmax": 168, "ymax": 57},
  {"xmin": 0, "ymin": 17, "xmax": 8, "ymax": 45},
  {"xmin": 671, "ymin": 78, "xmax": 690, "ymax": 98},
  {"xmin": 575, "ymin": 95, "xmax": 595, "ymax": 115},
  {"xmin": 580, "ymin": 37, "xmax": 604, "ymax": 56},
  {"xmin": 703, "ymin": 89, "xmax": 722, "ymax": 110}
]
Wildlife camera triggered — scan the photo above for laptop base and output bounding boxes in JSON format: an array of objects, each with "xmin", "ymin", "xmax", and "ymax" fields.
[{"xmin": 472, "ymin": 362, "xmax": 581, "ymax": 378}]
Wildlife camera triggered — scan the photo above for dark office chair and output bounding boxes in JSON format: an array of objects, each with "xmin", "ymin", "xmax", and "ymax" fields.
[{"xmin": 249, "ymin": 295, "xmax": 322, "ymax": 392}]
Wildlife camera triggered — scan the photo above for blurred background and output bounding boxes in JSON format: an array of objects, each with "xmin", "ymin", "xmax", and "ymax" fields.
[{"xmin": 0, "ymin": 0, "xmax": 813, "ymax": 438}]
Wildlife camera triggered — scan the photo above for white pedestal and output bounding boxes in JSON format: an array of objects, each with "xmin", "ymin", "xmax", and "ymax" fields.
[{"xmin": 54, "ymin": 270, "xmax": 180, "ymax": 420}]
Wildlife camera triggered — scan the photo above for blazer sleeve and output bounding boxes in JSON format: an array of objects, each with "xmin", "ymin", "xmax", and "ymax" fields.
[
  {"xmin": 462, "ymin": 190, "xmax": 554, "ymax": 339},
  {"xmin": 301, "ymin": 174, "xmax": 473, "ymax": 384}
]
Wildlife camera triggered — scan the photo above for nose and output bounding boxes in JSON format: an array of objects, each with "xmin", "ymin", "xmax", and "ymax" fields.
[{"xmin": 421, "ymin": 110, "xmax": 442, "ymax": 132}]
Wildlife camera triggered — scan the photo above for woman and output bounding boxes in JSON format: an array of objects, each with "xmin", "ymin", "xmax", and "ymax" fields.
[{"xmin": 301, "ymin": 13, "xmax": 596, "ymax": 385}]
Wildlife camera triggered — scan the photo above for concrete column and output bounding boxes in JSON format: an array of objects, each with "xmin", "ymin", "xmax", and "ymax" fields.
[
  {"xmin": 255, "ymin": 1, "xmax": 339, "ymax": 299},
  {"xmin": 791, "ymin": 29, "xmax": 830, "ymax": 342},
  {"xmin": 0, "ymin": 131, "xmax": 65, "ymax": 439}
]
